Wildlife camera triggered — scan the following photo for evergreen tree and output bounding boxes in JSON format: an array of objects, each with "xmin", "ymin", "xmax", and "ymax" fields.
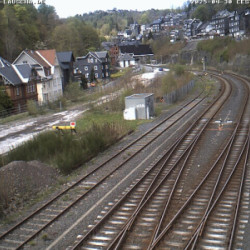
[
  {"xmin": 0, "ymin": 86, "xmax": 13, "ymax": 114},
  {"xmin": 80, "ymin": 74, "xmax": 88, "ymax": 89},
  {"xmin": 90, "ymin": 68, "xmax": 96, "ymax": 83}
]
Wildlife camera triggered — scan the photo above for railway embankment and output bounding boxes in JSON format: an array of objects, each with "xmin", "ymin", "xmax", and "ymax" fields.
[{"xmin": 180, "ymin": 39, "xmax": 250, "ymax": 77}]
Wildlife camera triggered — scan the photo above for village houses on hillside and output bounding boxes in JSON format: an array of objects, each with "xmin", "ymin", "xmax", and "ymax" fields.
[{"xmin": 1, "ymin": 6, "xmax": 250, "ymax": 116}]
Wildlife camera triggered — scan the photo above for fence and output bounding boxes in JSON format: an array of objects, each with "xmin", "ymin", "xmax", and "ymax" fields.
[
  {"xmin": 163, "ymin": 80, "xmax": 195, "ymax": 105},
  {"xmin": 0, "ymin": 101, "xmax": 64, "ymax": 119},
  {"xmin": 0, "ymin": 104, "xmax": 28, "ymax": 118}
]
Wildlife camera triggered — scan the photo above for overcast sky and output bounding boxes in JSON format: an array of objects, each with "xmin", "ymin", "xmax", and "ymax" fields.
[{"xmin": 45, "ymin": 0, "xmax": 187, "ymax": 18}]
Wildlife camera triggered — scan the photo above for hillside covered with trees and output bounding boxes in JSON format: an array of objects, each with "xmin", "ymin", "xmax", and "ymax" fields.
[
  {"xmin": 0, "ymin": 3, "xmax": 100, "ymax": 61},
  {"xmin": 1, "ymin": 1, "xmax": 250, "ymax": 62},
  {"xmin": 0, "ymin": 2, "xmax": 184, "ymax": 61}
]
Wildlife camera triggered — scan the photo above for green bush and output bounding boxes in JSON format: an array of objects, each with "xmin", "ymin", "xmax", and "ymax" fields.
[
  {"xmin": 196, "ymin": 37, "xmax": 250, "ymax": 63},
  {"xmin": 173, "ymin": 64, "xmax": 185, "ymax": 76},
  {"xmin": 64, "ymin": 82, "xmax": 83, "ymax": 101},
  {"xmin": 1, "ymin": 117, "xmax": 133, "ymax": 175},
  {"xmin": 27, "ymin": 100, "xmax": 39, "ymax": 116}
]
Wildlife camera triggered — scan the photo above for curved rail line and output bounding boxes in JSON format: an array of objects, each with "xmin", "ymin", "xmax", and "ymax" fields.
[
  {"xmin": 70, "ymin": 73, "xmax": 233, "ymax": 249},
  {"xmin": 0, "ymin": 90, "xmax": 209, "ymax": 249},
  {"xmin": 71, "ymin": 72, "xmax": 249, "ymax": 250},
  {"xmin": 127, "ymin": 72, "xmax": 249, "ymax": 250}
]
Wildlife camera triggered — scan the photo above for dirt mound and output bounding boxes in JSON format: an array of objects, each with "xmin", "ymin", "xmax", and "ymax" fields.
[{"xmin": 0, "ymin": 161, "xmax": 59, "ymax": 215}]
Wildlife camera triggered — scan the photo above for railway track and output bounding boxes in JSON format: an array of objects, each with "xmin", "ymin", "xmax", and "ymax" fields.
[
  {"xmin": 1, "ymin": 71, "xmax": 248, "ymax": 250},
  {"xmin": 69, "ymin": 72, "xmax": 249, "ymax": 249},
  {"xmin": 0, "ymin": 89, "xmax": 210, "ymax": 249}
]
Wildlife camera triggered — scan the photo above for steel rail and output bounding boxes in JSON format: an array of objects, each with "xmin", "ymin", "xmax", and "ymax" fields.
[
  {"xmin": 149, "ymin": 127, "xmax": 243, "ymax": 249},
  {"xmin": 71, "ymin": 74, "xmax": 229, "ymax": 249},
  {"xmin": 110, "ymin": 124, "xmax": 203, "ymax": 250},
  {"xmin": 71, "ymin": 119, "xmax": 201, "ymax": 250},
  {"xmin": 110, "ymin": 74, "xmax": 232, "ymax": 250},
  {"xmin": 187, "ymin": 135, "xmax": 249, "ymax": 250},
  {"xmin": 112, "ymin": 110, "xmax": 213, "ymax": 250},
  {"xmin": 184, "ymin": 124, "xmax": 243, "ymax": 250},
  {"xmin": 189, "ymin": 73, "xmax": 250, "ymax": 250},
  {"xmin": 228, "ymin": 136, "xmax": 249, "ymax": 249},
  {"xmin": 0, "ymin": 93, "xmax": 206, "ymax": 248},
  {"xmin": 149, "ymin": 72, "xmax": 249, "ymax": 249},
  {"xmin": 185, "ymin": 71, "xmax": 250, "ymax": 250}
]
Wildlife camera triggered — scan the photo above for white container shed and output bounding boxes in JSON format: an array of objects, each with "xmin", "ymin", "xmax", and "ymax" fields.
[{"xmin": 123, "ymin": 93, "xmax": 154, "ymax": 120}]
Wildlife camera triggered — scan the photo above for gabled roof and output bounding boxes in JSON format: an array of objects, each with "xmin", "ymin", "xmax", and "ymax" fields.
[
  {"xmin": 118, "ymin": 53, "xmax": 135, "ymax": 61},
  {"xmin": 57, "ymin": 51, "xmax": 74, "ymax": 63},
  {"xmin": 91, "ymin": 51, "xmax": 108, "ymax": 59},
  {"xmin": 75, "ymin": 51, "xmax": 108, "ymax": 67},
  {"xmin": 151, "ymin": 18, "xmax": 164, "ymax": 26},
  {"xmin": 119, "ymin": 44, "xmax": 154, "ymax": 56},
  {"xmin": 0, "ymin": 57, "xmax": 11, "ymax": 68},
  {"xmin": 14, "ymin": 64, "xmax": 33, "ymax": 82},
  {"xmin": 0, "ymin": 58, "xmax": 22, "ymax": 85},
  {"xmin": 57, "ymin": 51, "xmax": 74, "ymax": 70},
  {"xmin": 37, "ymin": 49, "xmax": 56, "ymax": 66},
  {"xmin": 24, "ymin": 50, "xmax": 50, "ymax": 68},
  {"xmin": 212, "ymin": 9, "xmax": 231, "ymax": 19}
]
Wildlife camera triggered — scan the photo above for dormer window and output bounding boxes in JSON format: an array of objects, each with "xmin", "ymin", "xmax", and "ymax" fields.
[
  {"xmin": 23, "ymin": 61, "xmax": 27, "ymax": 64},
  {"xmin": 88, "ymin": 58, "xmax": 94, "ymax": 63}
]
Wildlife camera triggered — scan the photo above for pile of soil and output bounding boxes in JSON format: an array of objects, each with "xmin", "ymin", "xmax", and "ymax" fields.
[{"xmin": 0, "ymin": 161, "xmax": 59, "ymax": 216}]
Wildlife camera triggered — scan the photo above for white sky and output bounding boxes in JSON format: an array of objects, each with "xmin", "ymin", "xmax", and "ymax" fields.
[{"xmin": 45, "ymin": 0, "xmax": 187, "ymax": 18}]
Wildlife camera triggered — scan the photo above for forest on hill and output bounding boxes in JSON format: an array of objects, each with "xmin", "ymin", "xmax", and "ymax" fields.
[
  {"xmin": 0, "ymin": 3, "xmax": 176, "ymax": 61},
  {"xmin": 0, "ymin": 1, "xmax": 250, "ymax": 62},
  {"xmin": 0, "ymin": 3, "xmax": 100, "ymax": 61}
]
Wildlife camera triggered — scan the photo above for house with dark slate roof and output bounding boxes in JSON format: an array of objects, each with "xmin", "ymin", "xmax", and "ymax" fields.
[
  {"xmin": 0, "ymin": 57, "xmax": 38, "ymax": 112},
  {"xmin": 211, "ymin": 10, "xmax": 231, "ymax": 36},
  {"xmin": 151, "ymin": 18, "xmax": 165, "ymax": 32},
  {"xmin": 119, "ymin": 44, "xmax": 154, "ymax": 64},
  {"xmin": 13, "ymin": 49, "xmax": 63, "ymax": 105},
  {"xmin": 56, "ymin": 51, "xmax": 75, "ymax": 89},
  {"xmin": 118, "ymin": 53, "xmax": 136, "ymax": 68},
  {"xmin": 74, "ymin": 51, "xmax": 110, "ymax": 82}
]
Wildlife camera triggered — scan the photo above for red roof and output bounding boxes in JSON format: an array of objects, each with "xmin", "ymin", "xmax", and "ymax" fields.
[
  {"xmin": 25, "ymin": 50, "xmax": 50, "ymax": 68},
  {"xmin": 37, "ymin": 49, "xmax": 56, "ymax": 66}
]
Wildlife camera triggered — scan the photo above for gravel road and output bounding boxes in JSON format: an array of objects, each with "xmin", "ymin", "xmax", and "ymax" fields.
[{"xmin": 0, "ymin": 109, "xmax": 86, "ymax": 155}]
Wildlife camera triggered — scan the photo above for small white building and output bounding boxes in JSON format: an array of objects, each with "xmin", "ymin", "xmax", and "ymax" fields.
[
  {"xmin": 13, "ymin": 49, "xmax": 63, "ymax": 105},
  {"xmin": 118, "ymin": 53, "xmax": 136, "ymax": 68},
  {"xmin": 124, "ymin": 93, "xmax": 154, "ymax": 120}
]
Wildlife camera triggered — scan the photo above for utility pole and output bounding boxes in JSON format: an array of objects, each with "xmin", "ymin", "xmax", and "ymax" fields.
[{"xmin": 202, "ymin": 56, "xmax": 206, "ymax": 71}]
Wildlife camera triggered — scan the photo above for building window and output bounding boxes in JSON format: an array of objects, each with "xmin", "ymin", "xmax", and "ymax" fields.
[
  {"xmin": 84, "ymin": 66, "xmax": 88, "ymax": 71},
  {"xmin": 23, "ymin": 61, "xmax": 27, "ymax": 64},
  {"xmin": 105, "ymin": 65, "xmax": 109, "ymax": 69},
  {"xmin": 95, "ymin": 73, "xmax": 98, "ymax": 78},
  {"xmin": 88, "ymin": 58, "xmax": 93, "ymax": 63},
  {"xmin": 94, "ymin": 65, "xmax": 98, "ymax": 70},
  {"xmin": 85, "ymin": 73, "xmax": 89, "ymax": 78},
  {"xmin": 16, "ymin": 87, "xmax": 20, "ymax": 96}
]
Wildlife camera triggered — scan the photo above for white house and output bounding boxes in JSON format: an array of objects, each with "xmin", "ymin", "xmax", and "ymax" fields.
[
  {"xmin": 13, "ymin": 49, "xmax": 63, "ymax": 105},
  {"xmin": 118, "ymin": 53, "xmax": 136, "ymax": 68}
]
